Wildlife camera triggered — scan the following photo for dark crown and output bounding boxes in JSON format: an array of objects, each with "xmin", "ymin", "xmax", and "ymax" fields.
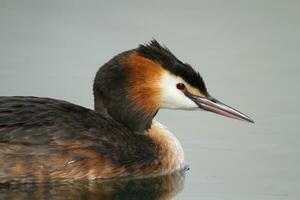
[{"xmin": 137, "ymin": 40, "xmax": 207, "ymax": 94}]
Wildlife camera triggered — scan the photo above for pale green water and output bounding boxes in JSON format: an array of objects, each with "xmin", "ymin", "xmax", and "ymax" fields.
[{"xmin": 0, "ymin": 0, "xmax": 299, "ymax": 199}]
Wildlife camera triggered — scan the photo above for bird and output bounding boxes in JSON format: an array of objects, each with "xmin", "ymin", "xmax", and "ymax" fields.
[{"xmin": 0, "ymin": 40, "xmax": 253, "ymax": 183}]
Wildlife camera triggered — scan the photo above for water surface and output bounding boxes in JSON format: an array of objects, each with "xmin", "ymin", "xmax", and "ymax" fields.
[{"xmin": 0, "ymin": 172, "xmax": 185, "ymax": 200}]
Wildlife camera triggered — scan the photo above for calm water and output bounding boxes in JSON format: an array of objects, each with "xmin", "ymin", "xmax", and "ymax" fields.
[
  {"xmin": 0, "ymin": 0, "xmax": 299, "ymax": 199},
  {"xmin": 0, "ymin": 171, "xmax": 186, "ymax": 200}
]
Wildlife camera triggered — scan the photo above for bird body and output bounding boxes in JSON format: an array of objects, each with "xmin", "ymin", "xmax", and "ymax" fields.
[
  {"xmin": 0, "ymin": 40, "xmax": 253, "ymax": 183},
  {"xmin": 0, "ymin": 96, "xmax": 183, "ymax": 183}
]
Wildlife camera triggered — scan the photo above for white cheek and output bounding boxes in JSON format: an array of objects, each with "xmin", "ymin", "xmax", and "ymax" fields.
[{"xmin": 159, "ymin": 72, "xmax": 198, "ymax": 110}]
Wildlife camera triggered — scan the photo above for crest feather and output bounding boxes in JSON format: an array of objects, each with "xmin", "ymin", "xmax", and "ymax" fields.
[{"xmin": 137, "ymin": 40, "xmax": 207, "ymax": 94}]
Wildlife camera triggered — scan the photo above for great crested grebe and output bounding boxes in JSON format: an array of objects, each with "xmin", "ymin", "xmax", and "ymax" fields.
[{"xmin": 0, "ymin": 40, "xmax": 253, "ymax": 183}]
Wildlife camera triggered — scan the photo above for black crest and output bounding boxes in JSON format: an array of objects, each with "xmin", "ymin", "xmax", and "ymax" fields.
[{"xmin": 137, "ymin": 40, "xmax": 207, "ymax": 94}]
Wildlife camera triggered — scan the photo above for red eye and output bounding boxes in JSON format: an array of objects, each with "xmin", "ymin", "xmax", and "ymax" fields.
[{"xmin": 176, "ymin": 83, "xmax": 186, "ymax": 90}]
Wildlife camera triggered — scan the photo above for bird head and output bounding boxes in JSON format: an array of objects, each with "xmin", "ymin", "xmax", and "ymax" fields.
[{"xmin": 94, "ymin": 40, "xmax": 253, "ymax": 133}]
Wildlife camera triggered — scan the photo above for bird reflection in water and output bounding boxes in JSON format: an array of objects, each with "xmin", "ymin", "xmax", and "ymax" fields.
[{"xmin": 0, "ymin": 170, "xmax": 185, "ymax": 200}]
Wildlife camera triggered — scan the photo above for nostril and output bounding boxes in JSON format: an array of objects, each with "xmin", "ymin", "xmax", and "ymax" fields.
[
  {"xmin": 210, "ymin": 97, "xmax": 217, "ymax": 103},
  {"xmin": 176, "ymin": 83, "xmax": 186, "ymax": 90}
]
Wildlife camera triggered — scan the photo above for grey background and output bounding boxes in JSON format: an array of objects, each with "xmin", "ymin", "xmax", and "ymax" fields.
[{"xmin": 0, "ymin": 0, "xmax": 299, "ymax": 199}]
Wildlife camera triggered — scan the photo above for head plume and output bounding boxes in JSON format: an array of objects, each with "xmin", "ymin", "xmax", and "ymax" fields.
[{"xmin": 137, "ymin": 40, "xmax": 207, "ymax": 95}]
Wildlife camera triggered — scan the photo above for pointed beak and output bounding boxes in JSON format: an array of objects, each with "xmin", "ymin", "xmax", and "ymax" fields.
[{"xmin": 185, "ymin": 91, "xmax": 254, "ymax": 123}]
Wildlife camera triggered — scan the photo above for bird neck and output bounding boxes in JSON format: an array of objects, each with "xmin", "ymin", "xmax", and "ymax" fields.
[
  {"xmin": 93, "ymin": 50, "xmax": 161, "ymax": 133},
  {"xmin": 94, "ymin": 95, "xmax": 158, "ymax": 133}
]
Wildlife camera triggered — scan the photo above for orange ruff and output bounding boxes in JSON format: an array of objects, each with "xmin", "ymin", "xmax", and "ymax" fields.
[{"xmin": 126, "ymin": 52, "xmax": 163, "ymax": 114}]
